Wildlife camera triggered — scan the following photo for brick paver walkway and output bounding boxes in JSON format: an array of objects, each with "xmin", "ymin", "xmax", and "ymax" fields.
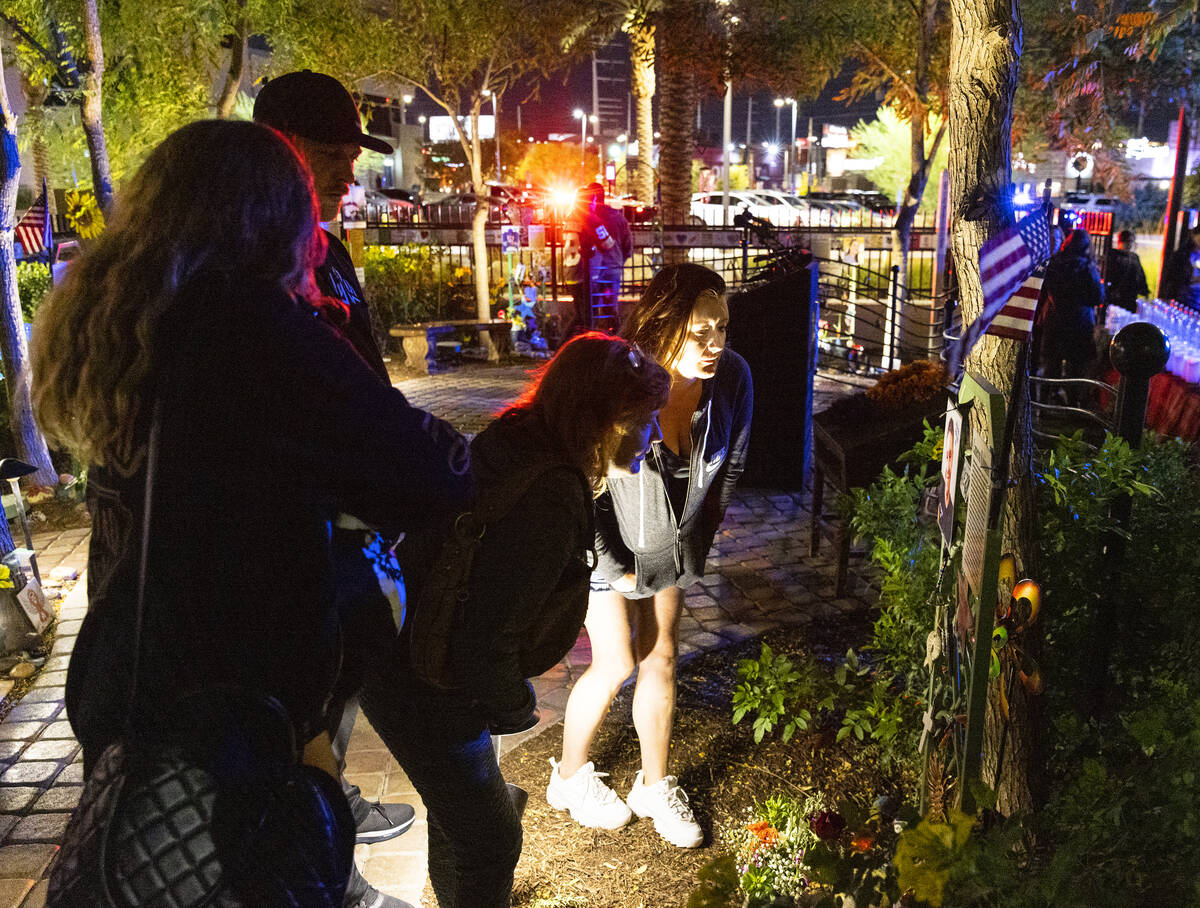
[
  {"xmin": 0, "ymin": 528, "xmax": 90, "ymax": 908},
  {"xmin": 0, "ymin": 362, "xmax": 877, "ymax": 907}
]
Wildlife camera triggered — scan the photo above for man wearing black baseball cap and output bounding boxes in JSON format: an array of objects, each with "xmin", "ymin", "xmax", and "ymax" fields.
[{"xmin": 255, "ymin": 71, "xmax": 416, "ymax": 908}]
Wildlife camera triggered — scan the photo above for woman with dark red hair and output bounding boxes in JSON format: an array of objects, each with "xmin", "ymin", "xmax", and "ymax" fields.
[{"xmin": 360, "ymin": 333, "xmax": 669, "ymax": 908}]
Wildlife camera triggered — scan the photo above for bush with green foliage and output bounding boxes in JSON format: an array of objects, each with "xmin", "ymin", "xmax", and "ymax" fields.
[
  {"xmin": 706, "ymin": 428, "xmax": 1200, "ymax": 906},
  {"xmin": 16, "ymin": 261, "xmax": 51, "ymax": 322},
  {"xmin": 362, "ymin": 246, "xmax": 477, "ymax": 348}
]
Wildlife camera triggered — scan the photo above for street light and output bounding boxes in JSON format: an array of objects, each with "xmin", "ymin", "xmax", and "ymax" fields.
[
  {"xmin": 574, "ymin": 108, "xmax": 587, "ymax": 168},
  {"xmin": 401, "ymin": 92, "xmax": 413, "ymax": 125},
  {"xmin": 774, "ymin": 97, "xmax": 797, "ymax": 192},
  {"xmin": 574, "ymin": 109, "xmax": 598, "ymax": 173}
]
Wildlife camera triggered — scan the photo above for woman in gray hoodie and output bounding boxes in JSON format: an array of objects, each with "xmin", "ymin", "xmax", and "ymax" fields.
[{"xmin": 549, "ymin": 264, "xmax": 753, "ymax": 848}]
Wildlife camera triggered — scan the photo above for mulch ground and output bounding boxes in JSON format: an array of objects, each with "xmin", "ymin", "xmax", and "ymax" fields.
[{"xmin": 435, "ymin": 613, "xmax": 903, "ymax": 908}]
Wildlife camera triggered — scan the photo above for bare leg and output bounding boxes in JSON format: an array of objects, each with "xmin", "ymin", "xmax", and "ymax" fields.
[
  {"xmin": 631, "ymin": 586, "xmax": 684, "ymax": 784},
  {"xmin": 558, "ymin": 589, "xmax": 637, "ymax": 778}
]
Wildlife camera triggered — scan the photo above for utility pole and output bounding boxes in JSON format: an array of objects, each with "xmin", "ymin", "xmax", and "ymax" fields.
[
  {"xmin": 722, "ymin": 81, "xmax": 732, "ymax": 225},
  {"xmin": 592, "ymin": 52, "xmax": 600, "ymax": 125},
  {"xmin": 745, "ymin": 96, "xmax": 753, "ymax": 188}
]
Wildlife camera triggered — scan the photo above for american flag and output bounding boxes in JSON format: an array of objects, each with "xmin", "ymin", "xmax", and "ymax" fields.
[
  {"xmin": 979, "ymin": 207, "xmax": 1053, "ymax": 315},
  {"xmin": 15, "ymin": 185, "xmax": 52, "ymax": 261},
  {"xmin": 945, "ymin": 209, "xmax": 1053, "ymax": 374},
  {"xmin": 986, "ymin": 270, "xmax": 1044, "ymax": 342}
]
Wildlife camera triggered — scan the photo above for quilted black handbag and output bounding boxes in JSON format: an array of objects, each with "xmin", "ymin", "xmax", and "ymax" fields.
[{"xmin": 46, "ymin": 403, "xmax": 355, "ymax": 907}]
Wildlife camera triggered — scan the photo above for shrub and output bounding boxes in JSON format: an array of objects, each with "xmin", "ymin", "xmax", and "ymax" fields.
[
  {"xmin": 718, "ymin": 429, "xmax": 1200, "ymax": 906},
  {"xmin": 362, "ymin": 246, "xmax": 476, "ymax": 348},
  {"xmin": 16, "ymin": 261, "xmax": 51, "ymax": 322}
]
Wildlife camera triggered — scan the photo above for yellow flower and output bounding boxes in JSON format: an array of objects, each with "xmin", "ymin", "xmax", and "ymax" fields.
[{"xmin": 64, "ymin": 189, "xmax": 105, "ymax": 239}]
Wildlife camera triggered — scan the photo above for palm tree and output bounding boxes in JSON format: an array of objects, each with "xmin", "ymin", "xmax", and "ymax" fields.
[{"xmin": 625, "ymin": 1, "xmax": 660, "ymax": 205}]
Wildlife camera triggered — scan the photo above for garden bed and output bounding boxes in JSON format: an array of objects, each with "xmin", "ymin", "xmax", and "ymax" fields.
[{"xmin": 483, "ymin": 614, "xmax": 911, "ymax": 908}]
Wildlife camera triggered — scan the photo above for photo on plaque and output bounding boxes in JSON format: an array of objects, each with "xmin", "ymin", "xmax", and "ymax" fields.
[
  {"xmin": 938, "ymin": 405, "xmax": 964, "ymax": 546},
  {"xmin": 340, "ymin": 183, "xmax": 366, "ymax": 230}
]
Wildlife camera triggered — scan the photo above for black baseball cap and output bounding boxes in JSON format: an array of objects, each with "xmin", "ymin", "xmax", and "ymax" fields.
[{"xmin": 253, "ymin": 70, "xmax": 393, "ymax": 154}]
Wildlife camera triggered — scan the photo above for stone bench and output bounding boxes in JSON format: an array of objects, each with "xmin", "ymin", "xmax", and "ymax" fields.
[{"xmin": 390, "ymin": 319, "xmax": 512, "ymax": 374}]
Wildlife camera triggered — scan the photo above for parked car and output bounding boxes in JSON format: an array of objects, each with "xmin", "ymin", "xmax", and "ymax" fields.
[
  {"xmin": 51, "ymin": 240, "xmax": 81, "ymax": 284},
  {"xmin": 420, "ymin": 184, "xmax": 540, "ymax": 225},
  {"xmin": 751, "ymin": 190, "xmax": 818, "ymax": 226},
  {"xmin": 691, "ymin": 190, "xmax": 799, "ymax": 227},
  {"xmin": 364, "ymin": 188, "xmax": 417, "ymax": 224},
  {"xmin": 1061, "ymin": 191, "xmax": 1117, "ymax": 213}
]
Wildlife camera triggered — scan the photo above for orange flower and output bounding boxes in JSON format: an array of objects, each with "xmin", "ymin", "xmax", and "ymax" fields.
[
  {"xmin": 746, "ymin": 820, "xmax": 779, "ymax": 845},
  {"xmin": 850, "ymin": 834, "xmax": 874, "ymax": 853}
]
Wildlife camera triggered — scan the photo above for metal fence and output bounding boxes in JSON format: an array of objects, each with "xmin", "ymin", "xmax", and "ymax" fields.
[{"xmin": 361, "ymin": 210, "xmax": 946, "ymax": 374}]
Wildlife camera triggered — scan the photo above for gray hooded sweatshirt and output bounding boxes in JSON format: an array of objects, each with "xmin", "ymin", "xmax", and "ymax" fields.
[{"xmin": 594, "ymin": 349, "xmax": 753, "ymax": 597}]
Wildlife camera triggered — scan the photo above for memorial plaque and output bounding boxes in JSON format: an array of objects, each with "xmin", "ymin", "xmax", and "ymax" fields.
[{"xmin": 961, "ymin": 433, "xmax": 992, "ymax": 594}]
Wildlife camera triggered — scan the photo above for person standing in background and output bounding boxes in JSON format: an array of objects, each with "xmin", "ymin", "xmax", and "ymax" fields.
[
  {"xmin": 1105, "ymin": 229, "xmax": 1150, "ymax": 313},
  {"xmin": 1036, "ymin": 227, "xmax": 1104, "ymax": 405},
  {"xmin": 1162, "ymin": 226, "xmax": 1200, "ymax": 310},
  {"xmin": 564, "ymin": 183, "xmax": 633, "ymax": 338}
]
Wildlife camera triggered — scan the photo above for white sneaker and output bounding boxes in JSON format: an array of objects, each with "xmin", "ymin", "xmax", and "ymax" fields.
[
  {"xmin": 546, "ymin": 758, "xmax": 633, "ymax": 830},
  {"xmin": 625, "ymin": 771, "xmax": 703, "ymax": 848}
]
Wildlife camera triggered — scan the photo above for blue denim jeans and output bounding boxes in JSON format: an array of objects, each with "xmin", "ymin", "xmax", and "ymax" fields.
[{"xmin": 360, "ymin": 656, "xmax": 521, "ymax": 908}]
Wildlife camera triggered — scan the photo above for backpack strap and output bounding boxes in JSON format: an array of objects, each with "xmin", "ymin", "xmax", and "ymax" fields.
[{"xmin": 409, "ymin": 460, "xmax": 593, "ymax": 688}]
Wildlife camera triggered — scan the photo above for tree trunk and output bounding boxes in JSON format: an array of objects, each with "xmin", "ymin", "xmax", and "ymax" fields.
[
  {"xmin": 891, "ymin": 118, "xmax": 947, "ymax": 312},
  {"xmin": 890, "ymin": 0, "xmax": 944, "ymax": 312},
  {"xmin": 947, "ymin": 0, "xmax": 1041, "ymax": 816},
  {"xmin": 80, "ymin": 0, "xmax": 114, "ymax": 212},
  {"xmin": 630, "ymin": 21, "xmax": 656, "ymax": 204},
  {"xmin": 0, "ymin": 46, "xmax": 60, "ymax": 491},
  {"xmin": 18, "ymin": 75, "xmax": 53, "ymax": 218},
  {"xmin": 656, "ymin": 0, "xmax": 697, "ymax": 254},
  {"xmin": 466, "ymin": 108, "xmax": 497, "ymax": 360},
  {"xmin": 215, "ymin": 4, "xmax": 248, "ymax": 119}
]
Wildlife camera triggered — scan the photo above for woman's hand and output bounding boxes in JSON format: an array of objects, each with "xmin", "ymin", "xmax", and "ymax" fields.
[{"xmin": 611, "ymin": 572, "xmax": 637, "ymax": 593}]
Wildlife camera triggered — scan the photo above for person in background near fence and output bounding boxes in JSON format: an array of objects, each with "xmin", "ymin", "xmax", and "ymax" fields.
[
  {"xmin": 30, "ymin": 120, "xmax": 473, "ymax": 904},
  {"xmin": 1106, "ymin": 230, "xmax": 1150, "ymax": 314},
  {"xmin": 253, "ymin": 70, "xmax": 426, "ymax": 908},
  {"xmin": 1035, "ymin": 227, "xmax": 1104, "ymax": 404},
  {"xmin": 563, "ymin": 183, "xmax": 633, "ymax": 338},
  {"xmin": 551, "ymin": 263, "xmax": 753, "ymax": 849},
  {"xmin": 1162, "ymin": 225, "xmax": 1200, "ymax": 310},
  {"xmin": 359, "ymin": 334, "xmax": 668, "ymax": 908}
]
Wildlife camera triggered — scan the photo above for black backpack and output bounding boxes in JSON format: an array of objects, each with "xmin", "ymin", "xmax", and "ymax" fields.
[{"xmin": 404, "ymin": 460, "xmax": 592, "ymax": 688}]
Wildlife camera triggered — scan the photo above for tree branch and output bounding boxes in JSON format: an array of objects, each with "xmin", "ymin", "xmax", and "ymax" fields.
[
  {"xmin": 0, "ymin": 15, "xmax": 56, "ymax": 67},
  {"xmin": 852, "ymin": 39, "xmax": 920, "ymax": 104}
]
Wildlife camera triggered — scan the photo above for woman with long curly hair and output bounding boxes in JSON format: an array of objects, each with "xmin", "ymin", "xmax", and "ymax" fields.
[
  {"xmin": 551, "ymin": 263, "xmax": 753, "ymax": 848},
  {"xmin": 32, "ymin": 120, "xmax": 472, "ymax": 899},
  {"xmin": 360, "ymin": 332, "xmax": 669, "ymax": 908}
]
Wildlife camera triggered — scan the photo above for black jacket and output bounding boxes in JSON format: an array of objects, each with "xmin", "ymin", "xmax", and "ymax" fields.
[
  {"xmin": 442, "ymin": 412, "xmax": 594, "ymax": 724},
  {"xmin": 1105, "ymin": 248, "xmax": 1150, "ymax": 313},
  {"xmin": 1162, "ymin": 242, "xmax": 1199, "ymax": 308},
  {"xmin": 1036, "ymin": 246, "xmax": 1103, "ymax": 363},
  {"xmin": 594, "ymin": 349, "xmax": 753, "ymax": 596},
  {"xmin": 314, "ymin": 230, "xmax": 389, "ymax": 382},
  {"xmin": 69, "ymin": 276, "xmax": 473, "ymax": 765}
]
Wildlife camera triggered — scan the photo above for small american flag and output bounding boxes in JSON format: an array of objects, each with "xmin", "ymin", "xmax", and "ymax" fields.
[
  {"xmin": 979, "ymin": 207, "xmax": 1053, "ymax": 314},
  {"xmin": 15, "ymin": 184, "xmax": 52, "ymax": 261},
  {"xmin": 945, "ymin": 209, "xmax": 1054, "ymax": 375},
  {"xmin": 986, "ymin": 270, "xmax": 1044, "ymax": 342}
]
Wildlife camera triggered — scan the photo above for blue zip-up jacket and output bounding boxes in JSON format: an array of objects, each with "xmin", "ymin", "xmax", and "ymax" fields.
[{"xmin": 593, "ymin": 349, "xmax": 752, "ymax": 597}]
